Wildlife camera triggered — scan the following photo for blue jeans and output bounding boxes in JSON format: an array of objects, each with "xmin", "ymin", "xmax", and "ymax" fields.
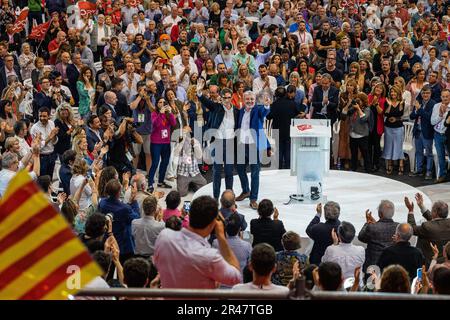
[
  {"xmin": 434, "ymin": 133, "xmax": 448, "ymax": 178},
  {"xmin": 212, "ymin": 139, "xmax": 235, "ymax": 199},
  {"xmin": 40, "ymin": 153, "xmax": 57, "ymax": 178},
  {"xmin": 236, "ymin": 144, "xmax": 261, "ymax": 201},
  {"xmin": 414, "ymin": 131, "xmax": 433, "ymax": 174},
  {"xmin": 148, "ymin": 143, "xmax": 171, "ymax": 186}
]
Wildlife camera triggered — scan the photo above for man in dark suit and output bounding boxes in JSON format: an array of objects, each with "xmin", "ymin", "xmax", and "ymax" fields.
[
  {"xmin": 358, "ymin": 200, "xmax": 399, "ymax": 272},
  {"xmin": 99, "ymin": 91, "xmax": 120, "ymax": 123},
  {"xmin": 0, "ymin": 24, "xmax": 23, "ymax": 54},
  {"xmin": 0, "ymin": 53, "xmax": 22, "ymax": 94},
  {"xmin": 98, "ymin": 180, "xmax": 140, "ymax": 264},
  {"xmin": 336, "ymin": 36, "xmax": 358, "ymax": 74},
  {"xmin": 86, "ymin": 114, "xmax": 104, "ymax": 153},
  {"xmin": 235, "ymin": 90, "xmax": 271, "ymax": 209},
  {"xmin": 406, "ymin": 194, "xmax": 450, "ymax": 266},
  {"xmin": 377, "ymin": 223, "xmax": 425, "ymax": 281},
  {"xmin": 67, "ymin": 52, "xmax": 82, "ymax": 107},
  {"xmin": 220, "ymin": 190, "xmax": 248, "ymax": 231},
  {"xmin": 197, "ymin": 82, "xmax": 240, "ymax": 200},
  {"xmin": 306, "ymin": 201, "xmax": 341, "ymax": 265},
  {"xmin": 266, "ymin": 86, "xmax": 305, "ymax": 169},
  {"xmin": 409, "ymin": 85, "xmax": 436, "ymax": 179},
  {"xmin": 59, "ymin": 149, "xmax": 76, "ymax": 195},
  {"xmin": 311, "ymin": 73, "xmax": 340, "ymax": 125}
]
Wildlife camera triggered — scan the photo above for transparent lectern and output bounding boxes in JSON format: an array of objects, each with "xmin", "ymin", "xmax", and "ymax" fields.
[{"xmin": 288, "ymin": 119, "xmax": 331, "ymax": 203}]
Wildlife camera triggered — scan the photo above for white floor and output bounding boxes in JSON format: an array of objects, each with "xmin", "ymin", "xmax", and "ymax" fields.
[{"xmin": 193, "ymin": 170, "xmax": 433, "ymax": 239}]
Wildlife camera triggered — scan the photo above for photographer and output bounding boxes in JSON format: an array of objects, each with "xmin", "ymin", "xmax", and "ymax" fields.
[
  {"xmin": 107, "ymin": 116, "xmax": 143, "ymax": 177},
  {"xmin": 341, "ymin": 93, "xmax": 372, "ymax": 173},
  {"xmin": 173, "ymin": 126, "xmax": 207, "ymax": 197},
  {"xmin": 148, "ymin": 97, "xmax": 177, "ymax": 193},
  {"xmin": 49, "ymin": 71, "xmax": 73, "ymax": 109}
]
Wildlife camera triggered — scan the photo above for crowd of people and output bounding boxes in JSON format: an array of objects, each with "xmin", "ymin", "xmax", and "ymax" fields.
[{"xmin": 0, "ymin": 0, "xmax": 450, "ymax": 298}]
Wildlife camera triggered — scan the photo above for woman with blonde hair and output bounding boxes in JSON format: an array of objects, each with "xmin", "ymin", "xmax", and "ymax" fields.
[
  {"xmin": 337, "ymin": 79, "xmax": 358, "ymax": 170},
  {"xmin": 186, "ymin": 85, "xmax": 205, "ymax": 133},
  {"xmin": 236, "ymin": 64, "xmax": 254, "ymax": 90},
  {"xmin": 382, "ymin": 85, "xmax": 405, "ymax": 175},
  {"xmin": 54, "ymin": 104, "xmax": 76, "ymax": 161},
  {"xmin": 394, "ymin": 76, "xmax": 412, "ymax": 121},
  {"xmin": 225, "ymin": 26, "xmax": 242, "ymax": 55},
  {"xmin": 288, "ymin": 71, "xmax": 307, "ymax": 106},
  {"xmin": 69, "ymin": 157, "xmax": 93, "ymax": 211}
]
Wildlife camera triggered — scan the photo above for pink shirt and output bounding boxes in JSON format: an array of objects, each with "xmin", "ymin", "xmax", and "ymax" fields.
[
  {"xmin": 163, "ymin": 208, "xmax": 189, "ymax": 228},
  {"xmin": 153, "ymin": 228, "xmax": 242, "ymax": 289}
]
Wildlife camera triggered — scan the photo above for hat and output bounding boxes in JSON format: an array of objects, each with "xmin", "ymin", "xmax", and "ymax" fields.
[
  {"xmin": 160, "ymin": 34, "xmax": 170, "ymax": 42},
  {"xmin": 222, "ymin": 42, "xmax": 232, "ymax": 50},
  {"xmin": 190, "ymin": 38, "xmax": 200, "ymax": 44}
]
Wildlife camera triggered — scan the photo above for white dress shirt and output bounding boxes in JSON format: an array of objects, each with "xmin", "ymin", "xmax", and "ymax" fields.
[
  {"xmin": 321, "ymin": 242, "xmax": 366, "ymax": 280},
  {"xmin": 252, "ymin": 76, "xmax": 277, "ymax": 105},
  {"xmin": 70, "ymin": 174, "xmax": 92, "ymax": 211},
  {"xmin": 16, "ymin": 135, "xmax": 31, "ymax": 159},
  {"xmin": 218, "ymin": 106, "xmax": 236, "ymax": 140},
  {"xmin": 30, "ymin": 120, "xmax": 58, "ymax": 155},
  {"xmin": 174, "ymin": 60, "xmax": 200, "ymax": 90},
  {"xmin": 239, "ymin": 108, "xmax": 254, "ymax": 144},
  {"xmin": 153, "ymin": 228, "xmax": 242, "ymax": 289},
  {"xmin": 431, "ymin": 102, "xmax": 450, "ymax": 134},
  {"xmin": 120, "ymin": 73, "xmax": 141, "ymax": 103}
]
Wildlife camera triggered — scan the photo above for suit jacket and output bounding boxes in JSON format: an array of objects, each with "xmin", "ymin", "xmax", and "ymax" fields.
[
  {"xmin": 410, "ymin": 98, "xmax": 436, "ymax": 140},
  {"xmin": 86, "ymin": 126, "xmax": 104, "ymax": 153},
  {"xmin": 236, "ymin": 105, "xmax": 270, "ymax": 151},
  {"xmin": 311, "ymin": 85, "xmax": 340, "ymax": 125},
  {"xmin": 58, "ymin": 163, "xmax": 72, "ymax": 195},
  {"xmin": 98, "ymin": 197, "xmax": 140, "ymax": 255},
  {"xmin": 250, "ymin": 217, "xmax": 286, "ymax": 252},
  {"xmin": 408, "ymin": 211, "xmax": 450, "ymax": 265},
  {"xmin": 336, "ymin": 48, "xmax": 358, "ymax": 73},
  {"xmin": 378, "ymin": 241, "xmax": 425, "ymax": 281},
  {"xmin": 66, "ymin": 63, "xmax": 80, "ymax": 105},
  {"xmin": 306, "ymin": 215, "xmax": 341, "ymax": 265},
  {"xmin": 266, "ymin": 97, "xmax": 303, "ymax": 140},
  {"xmin": 358, "ymin": 218, "xmax": 399, "ymax": 271},
  {"xmin": 198, "ymin": 94, "xmax": 240, "ymax": 132},
  {"xmin": 0, "ymin": 33, "xmax": 22, "ymax": 54},
  {"xmin": 0, "ymin": 65, "xmax": 23, "ymax": 95}
]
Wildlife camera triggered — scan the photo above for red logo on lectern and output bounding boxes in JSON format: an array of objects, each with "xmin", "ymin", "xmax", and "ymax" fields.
[{"xmin": 297, "ymin": 124, "xmax": 312, "ymax": 131}]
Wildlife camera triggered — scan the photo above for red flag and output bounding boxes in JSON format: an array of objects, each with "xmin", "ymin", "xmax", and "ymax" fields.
[
  {"xmin": 11, "ymin": 7, "xmax": 29, "ymax": 34},
  {"xmin": 129, "ymin": 0, "xmax": 142, "ymax": 7},
  {"xmin": 28, "ymin": 20, "xmax": 51, "ymax": 41},
  {"xmin": 77, "ymin": 1, "xmax": 97, "ymax": 16}
]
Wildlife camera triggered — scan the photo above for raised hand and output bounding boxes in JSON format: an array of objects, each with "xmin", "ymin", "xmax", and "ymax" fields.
[
  {"xmin": 430, "ymin": 242, "xmax": 439, "ymax": 260},
  {"xmin": 404, "ymin": 196, "xmax": 414, "ymax": 212},
  {"xmin": 273, "ymin": 207, "xmax": 279, "ymax": 220},
  {"xmin": 415, "ymin": 193, "xmax": 424, "ymax": 209},
  {"xmin": 331, "ymin": 228, "xmax": 339, "ymax": 245},
  {"xmin": 316, "ymin": 203, "xmax": 322, "ymax": 215}
]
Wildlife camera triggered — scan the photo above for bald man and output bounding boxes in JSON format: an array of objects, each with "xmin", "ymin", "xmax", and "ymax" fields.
[
  {"xmin": 378, "ymin": 223, "xmax": 425, "ymax": 281},
  {"xmin": 48, "ymin": 31, "xmax": 67, "ymax": 65}
]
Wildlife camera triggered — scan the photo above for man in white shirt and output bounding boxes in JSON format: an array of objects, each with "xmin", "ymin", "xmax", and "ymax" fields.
[
  {"xmin": 154, "ymin": 195, "xmax": 242, "ymax": 289},
  {"xmin": 162, "ymin": 6, "xmax": 182, "ymax": 35},
  {"xmin": 120, "ymin": 61, "xmax": 141, "ymax": 103},
  {"xmin": 174, "ymin": 50, "xmax": 199, "ymax": 90},
  {"xmin": 30, "ymin": 107, "xmax": 58, "ymax": 178},
  {"xmin": 232, "ymin": 243, "xmax": 289, "ymax": 293},
  {"xmin": 235, "ymin": 91, "xmax": 270, "ymax": 209},
  {"xmin": 291, "ymin": 20, "xmax": 314, "ymax": 47},
  {"xmin": 0, "ymin": 151, "xmax": 40, "ymax": 197},
  {"xmin": 322, "ymin": 221, "xmax": 365, "ymax": 281},
  {"xmin": 252, "ymin": 64, "xmax": 277, "ymax": 105},
  {"xmin": 430, "ymin": 89, "xmax": 450, "ymax": 182}
]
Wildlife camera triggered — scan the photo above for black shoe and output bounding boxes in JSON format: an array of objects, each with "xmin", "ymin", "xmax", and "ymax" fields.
[
  {"xmin": 157, "ymin": 182, "xmax": 172, "ymax": 189},
  {"xmin": 147, "ymin": 186, "xmax": 154, "ymax": 193},
  {"xmin": 409, "ymin": 171, "xmax": 420, "ymax": 177},
  {"xmin": 372, "ymin": 165, "xmax": 379, "ymax": 172}
]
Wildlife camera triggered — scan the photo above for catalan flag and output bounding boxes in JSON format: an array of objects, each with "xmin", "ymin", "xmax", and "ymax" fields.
[{"xmin": 0, "ymin": 170, "xmax": 102, "ymax": 300}]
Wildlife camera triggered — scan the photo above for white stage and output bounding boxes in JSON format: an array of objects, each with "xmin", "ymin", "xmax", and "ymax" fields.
[{"xmin": 193, "ymin": 170, "xmax": 433, "ymax": 239}]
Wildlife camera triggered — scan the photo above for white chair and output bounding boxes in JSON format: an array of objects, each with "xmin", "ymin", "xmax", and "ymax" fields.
[{"xmin": 403, "ymin": 122, "xmax": 415, "ymax": 172}]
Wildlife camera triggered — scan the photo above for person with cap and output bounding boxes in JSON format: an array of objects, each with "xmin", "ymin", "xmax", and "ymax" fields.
[
  {"xmin": 156, "ymin": 34, "xmax": 178, "ymax": 61},
  {"xmin": 214, "ymin": 43, "xmax": 234, "ymax": 74}
]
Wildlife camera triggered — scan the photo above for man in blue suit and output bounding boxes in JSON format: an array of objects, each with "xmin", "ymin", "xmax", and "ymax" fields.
[
  {"xmin": 410, "ymin": 85, "xmax": 436, "ymax": 180},
  {"xmin": 235, "ymin": 91, "xmax": 271, "ymax": 209},
  {"xmin": 99, "ymin": 180, "xmax": 140, "ymax": 264}
]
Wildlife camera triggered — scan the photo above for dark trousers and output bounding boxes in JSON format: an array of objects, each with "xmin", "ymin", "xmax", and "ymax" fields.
[
  {"xmin": 28, "ymin": 11, "xmax": 43, "ymax": 34},
  {"xmin": 236, "ymin": 143, "xmax": 261, "ymax": 201},
  {"xmin": 40, "ymin": 153, "xmax": 57, "ymax": 178},
  {"xmin": 350, "ymin": 136, "xmax": 371, "ymax": 173},
  {"xmin": 212, "ymin": 138, "xmax": 235, "ymax": 199},
  {"xmin": 94, "ymin": 45, "xmax": 105, "ymax": 62},
  {"xmin": 148, "ymin": 143, "xmax": 171, "ymax": 186},
  {"xmin": 368, "ymin": 131, "xmax": 381, "ymax": 169},
  {"xmin": 278, "ymin": 138, "xmax": 291, "ymax": 169}
]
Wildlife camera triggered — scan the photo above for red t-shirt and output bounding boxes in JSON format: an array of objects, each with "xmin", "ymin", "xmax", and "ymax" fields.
[{"xmin": 48, "ymin": 39, "xmax": 60, "ymax": 65}]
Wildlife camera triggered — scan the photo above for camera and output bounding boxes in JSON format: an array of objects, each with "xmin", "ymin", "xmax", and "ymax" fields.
[{"xmin": 351, "ymin": 99, "xmax": 358, "ymax": 106}]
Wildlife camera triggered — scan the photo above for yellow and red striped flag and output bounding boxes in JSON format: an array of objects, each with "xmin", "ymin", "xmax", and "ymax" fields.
[{"xmin": 0, "ymin": 170, "xmax": 102, "ymax": 300}]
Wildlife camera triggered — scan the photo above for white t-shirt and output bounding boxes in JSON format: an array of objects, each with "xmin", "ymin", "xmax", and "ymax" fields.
[{"xmin": 232, "ymin": 282, "xmax": 290, "ymax": 293}]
